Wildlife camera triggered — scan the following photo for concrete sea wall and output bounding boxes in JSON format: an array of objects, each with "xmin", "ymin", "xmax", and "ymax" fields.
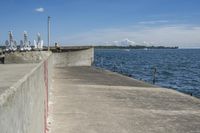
[
  {"xmin": 53, "ymin": 48, "xmax": 94, "ymax": 67},
  {"xmin": 4, "ymin": 51, "xmax": 52, "ymax": 64},
  {"xmin": 0, "ymin": 52, "xmax": 53, "ymax": 133},
  {"xmin": 1, "ymin": 47, "xmax": 200, "ymax": 133},
  {"xmin": 0, "ymin": 47, "xmax": 93, "ymax": 133}
]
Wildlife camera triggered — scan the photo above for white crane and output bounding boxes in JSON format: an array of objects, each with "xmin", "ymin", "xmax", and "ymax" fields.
[
  {"xmin": 34, "ymin": 33, "xmax": 43, "ymax": 50},
  {"xmin": 5, "ymin": 31, "xmax": 17, "ymax": 52},
  {"xmin": 20, "ymin": 31, "xmax": 32, "ymax": 51}
]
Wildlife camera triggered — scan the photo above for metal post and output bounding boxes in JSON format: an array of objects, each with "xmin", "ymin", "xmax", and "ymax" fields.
[
  {"xmin": 153, "ymin": 67, "xmax": 157, "ymax": 84},
  {"xmin": 48, "ymin": 16, "xmax": 51, "ymax": 51}
]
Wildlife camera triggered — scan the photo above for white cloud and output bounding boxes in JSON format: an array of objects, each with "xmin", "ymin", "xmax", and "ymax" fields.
[
  {"xmin": 139, "ymin": 20, "xmax": 169, "ymax": 25},
  {"xmin": 35, "ymin": 7, "xmax": 44, "ymax": 12},
  {"xmin": 102, "ymin": 39, "xmax": 136, "ymax": 46},
  {"xmin": 120, "ymin": 39, "xmax": 136, "ymax": 46},
  {"xmin": 59, "ymin": 24, "xmax": 200, "ymax": 48},
  {"xmin": 142, "ymin": 41, "xmax": 150, "ymax": 45}
]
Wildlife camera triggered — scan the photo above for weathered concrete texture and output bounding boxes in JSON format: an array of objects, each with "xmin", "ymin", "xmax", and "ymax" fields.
[
  {"xmin": 4, "ymin": 51, "xmax": 52, "ymax": 64},
  {"xmin": 0, "ymin": 52, "xmax": 53, "ymax": 133},
  {"xmin": 50, "ymin": 46, "xmax": 92, "ymax": 52},
  {"xmin": 53, "ymin": 67, "xmax": 155, "ymax": 87},
  {"xmin": 0, "ymin": 64, "xmax": 37, "ymax": 101},
  {"xmin": 53, "ymin": 48, "xmax": 94, "ymax": 67},
  {"xmin": 50, "ymin": 66, "xmax": 200, "ymax": 133}
]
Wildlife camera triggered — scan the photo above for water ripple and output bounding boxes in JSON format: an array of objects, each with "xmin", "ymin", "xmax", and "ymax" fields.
[{"xmin": 94, "ymin": 49, "xmax": 200, "ymax": 98}]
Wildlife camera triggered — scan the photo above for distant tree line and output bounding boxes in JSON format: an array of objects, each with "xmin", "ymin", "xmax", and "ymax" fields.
[{"xmin": 94, "ymin": 45, "xmax": 179, "ymax": 49}]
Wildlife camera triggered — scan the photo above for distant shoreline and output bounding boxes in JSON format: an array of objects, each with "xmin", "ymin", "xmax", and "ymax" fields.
[
  {"xmin": 0, "ymin": 45, "xmax": 179, "ymax": 51},
  {"xmin": 94, "ymin": 45, "xmax": 178, "ymax": 49}
]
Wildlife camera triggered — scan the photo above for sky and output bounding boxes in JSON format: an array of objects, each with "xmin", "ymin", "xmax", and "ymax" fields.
[{"xmin": 1, "ymin": 0, "xmax": 200, "ymax": 48}]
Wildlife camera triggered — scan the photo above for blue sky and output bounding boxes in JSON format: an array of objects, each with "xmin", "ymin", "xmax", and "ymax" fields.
[{"xmin": 1, "ymin": 0, "xmax": 200, "ymax": 48}]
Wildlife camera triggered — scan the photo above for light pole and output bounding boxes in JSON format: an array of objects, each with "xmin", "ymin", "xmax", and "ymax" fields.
[{"xmin": 48, "ymin": 16, "xmax": 51, "ymax": 51}]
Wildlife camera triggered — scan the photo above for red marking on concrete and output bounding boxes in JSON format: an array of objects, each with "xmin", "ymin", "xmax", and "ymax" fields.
[
  {"xmin": 44, "ymin": 60, "xmax": 49, "ymax": 113},
  {"xmin": 44, "ymin": 101, "xmax": 47, "ymax": 133},
  {"xmin": 44, "ymin": 60, "xmax": 49, "ymax": 133}
]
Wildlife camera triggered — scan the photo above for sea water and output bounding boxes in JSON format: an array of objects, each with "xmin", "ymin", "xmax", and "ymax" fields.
[{"xmin": 94, "ymin": 49, "xmax": 200, "ymax": 98}]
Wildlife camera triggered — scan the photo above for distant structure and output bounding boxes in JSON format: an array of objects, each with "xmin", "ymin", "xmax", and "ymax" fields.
[
  {"xmin": 5, "ymin": 31, "xmax": 17, "ymax": 52},
  {"xmin": 48, "ymin": 16, "xmax": 51, "ymax": 51},
  {"xmin": 34, "ymin": 33, "xmax": 44, "ymax": 50},
  {"xmin": 4, "ymin": 31, "xmax": 44, "ymax": 52},
  {"xmin": 20, "ymin": 31, "xmax": 32, "ymax": 51}
]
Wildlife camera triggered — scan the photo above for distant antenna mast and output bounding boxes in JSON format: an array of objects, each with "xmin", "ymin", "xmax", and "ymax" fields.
[{"xmin": 48, "ymin": 16, "xmax": 51, "ymax": 51}]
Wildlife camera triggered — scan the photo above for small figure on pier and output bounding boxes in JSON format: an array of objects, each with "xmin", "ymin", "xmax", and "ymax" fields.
[{"xmin": 55, "ymin": 42, "xmax": 61, "ymax": 52}]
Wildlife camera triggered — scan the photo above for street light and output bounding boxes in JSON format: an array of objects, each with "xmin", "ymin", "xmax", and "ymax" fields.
[{"xmin": 48, "ymin": 16, "xmax": 51, "ymax": 51}]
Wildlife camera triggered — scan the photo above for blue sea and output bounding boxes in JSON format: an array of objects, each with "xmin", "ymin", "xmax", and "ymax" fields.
[{"xmin": 94, "ymin": 49, "xmax": 200, "ymax": 98}]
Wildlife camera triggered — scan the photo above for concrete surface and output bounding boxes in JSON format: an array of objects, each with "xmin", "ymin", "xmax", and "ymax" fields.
[
  {"xmin": 1, "ymin": 49, "xmax": 200, "ymax": 133},
  {"xmin": 53, "ymin": 48, "xmax": 94, "ymax": 67},
  {"xmin": 50, "ymin": 46, "xmax": 93, "ymax": 52},
  {"xmin": 0, "ymin": 52, "xmax": 53, "ymax": 133},
  {"xmin": 53, "ymin": 67, "xmax": 155, "ymax": 87},
  {"xmin": 50, "ymin": 66, "xmax": 200, "ymax": 133},
  {"xmin": 0, "ymin": 64, "xmax": 37, "ymax": 100},
  {"xmin": 4, "ymin": 51, "xmax": 51, "ymax": 64}
]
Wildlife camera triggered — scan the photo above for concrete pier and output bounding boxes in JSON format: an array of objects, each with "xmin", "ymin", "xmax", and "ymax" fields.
[
  {"xmin": 0, "ymin": 52, "xmax": 53, "ymax": 133},
  {"xmin": 0, "ymin": 47, "xmax": 200, "ymax": 133},
  {"xmin": 50, "ymin": 66, "xmax": 200, "ymax": 133}
]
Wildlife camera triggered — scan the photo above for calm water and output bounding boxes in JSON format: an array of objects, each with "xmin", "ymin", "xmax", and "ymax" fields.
[{"xmin": 94, "ymin": 49, "xmax": 200, "ymax": 98}]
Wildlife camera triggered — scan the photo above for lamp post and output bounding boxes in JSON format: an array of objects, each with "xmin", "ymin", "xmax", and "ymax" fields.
[{"xmin": 48, "ymin": 16, "xmax": 51, "ymax": 51}]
